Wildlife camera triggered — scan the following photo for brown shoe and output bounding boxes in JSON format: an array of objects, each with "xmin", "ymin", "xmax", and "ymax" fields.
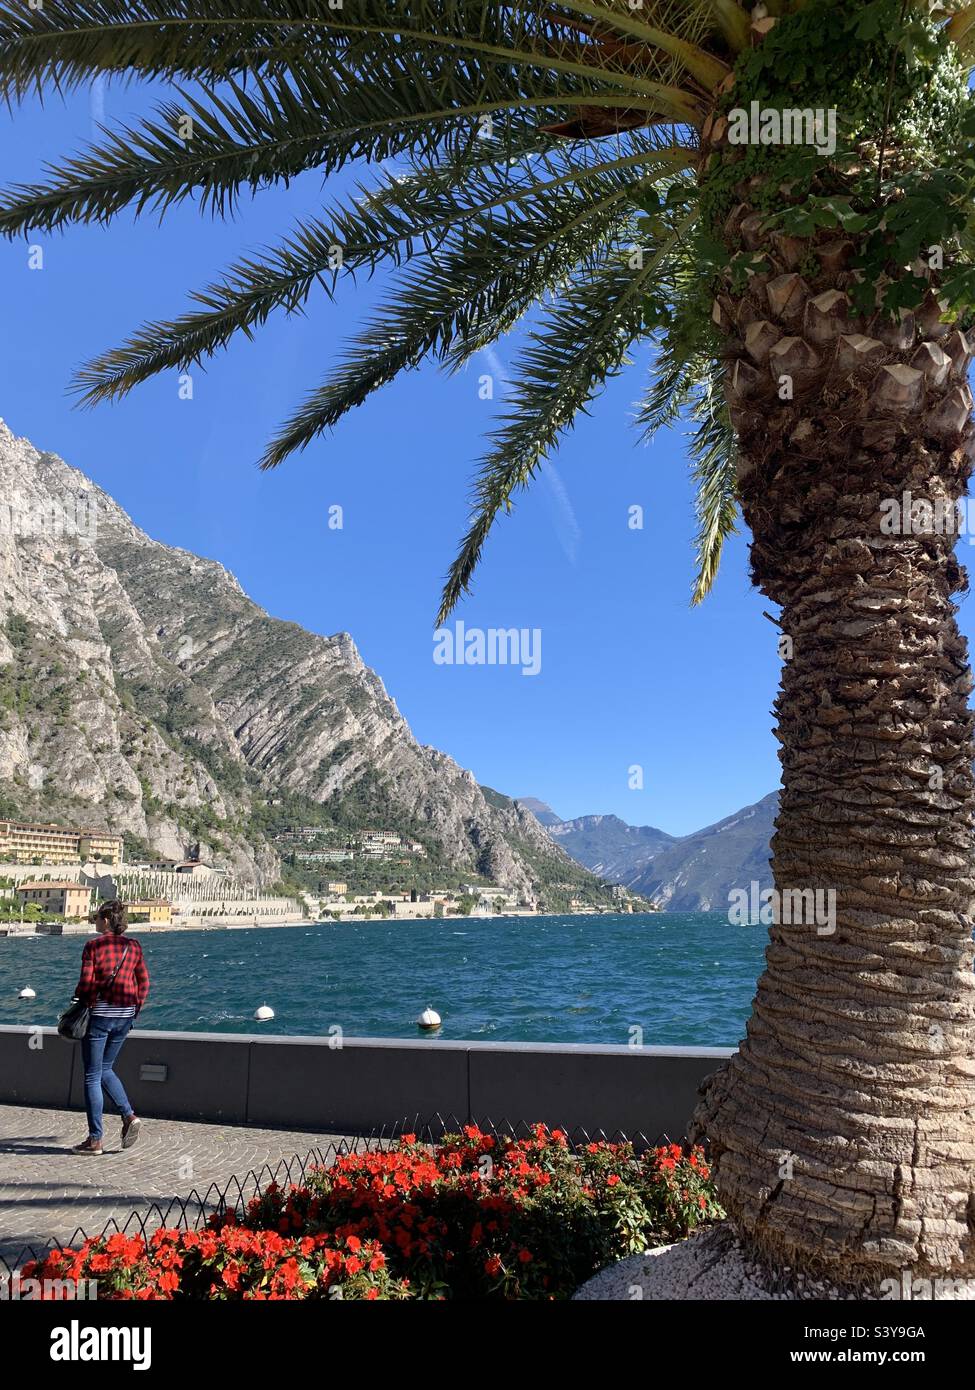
[
  {"xmin": 72, "ymin": 1137, "xmax": 103, "ymax": 1155},
  {"xmin": 121, "ymin": 1115, "xmax": 142, "ymax": 1149}
]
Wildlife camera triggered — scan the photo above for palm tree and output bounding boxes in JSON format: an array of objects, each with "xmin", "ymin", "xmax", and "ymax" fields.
[{"xmin": 2, "ymin": 0, "xmax": 975, "ymax": 1289}]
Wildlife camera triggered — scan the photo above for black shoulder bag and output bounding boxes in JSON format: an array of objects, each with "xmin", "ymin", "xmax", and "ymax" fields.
[{"xmin": 57, "ymin": 943, "xmax": 130, "ymax": 1042}]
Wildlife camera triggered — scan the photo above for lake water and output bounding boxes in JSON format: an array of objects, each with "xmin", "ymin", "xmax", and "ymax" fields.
[{"xmin": 0, "ymin": 913, "xmax": 769, "ymax": 1047}]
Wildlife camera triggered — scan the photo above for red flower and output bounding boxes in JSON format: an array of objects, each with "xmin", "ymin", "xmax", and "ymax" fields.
[{"xmin": 32, "ymin": 1125, "xmax": 718, "ymax": 1302}]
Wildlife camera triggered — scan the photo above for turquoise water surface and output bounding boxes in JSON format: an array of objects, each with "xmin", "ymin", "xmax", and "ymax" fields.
[{"xmin": 0, "ymin": 913, "xmax": 768, "ymax": 1047}]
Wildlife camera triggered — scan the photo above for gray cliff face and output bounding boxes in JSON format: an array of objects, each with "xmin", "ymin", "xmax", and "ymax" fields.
[
  {"xmin": 0, "ymin": 419, "xmax": 581, "ymax": 894},
  {"xmin": 546, "ymin": 813, "xmax": 676, "ymax": 882},
  {"xmin": 542, "ymin": 797, "xmax": 778, "ymax": 911},
  {"xmin": 630, "ymin": 794, "xmax": 777, "ymax": 911}
]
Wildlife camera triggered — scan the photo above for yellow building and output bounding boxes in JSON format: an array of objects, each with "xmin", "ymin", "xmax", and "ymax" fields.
[
  {"xmin": 17, "ymin": 881, "xmax": 95, "ymax": 918},
  {"xmin": 325, "ymin": 881, "xmax": 348, "ymax": 896},
  {"xmin": 0, "ymin": 819, "xmax": 123, "ymax": 867},
  {"xmin": 126, "ymin": 899, "xmax": 173, "ymax": 925},
  {"xmin": 78, "ymin": 831, "xmax": 124, "ymax": 866}
]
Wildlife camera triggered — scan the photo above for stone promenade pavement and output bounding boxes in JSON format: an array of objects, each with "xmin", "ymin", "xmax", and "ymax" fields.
[{"xmin": 0, "ymin": 1103, "xmax": 353, "ymax": 1269}]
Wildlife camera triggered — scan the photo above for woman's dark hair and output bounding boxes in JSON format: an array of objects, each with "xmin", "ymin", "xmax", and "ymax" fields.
[{"xmin": 96, "ymin": 899, "xmax": 128, "ymax": 935}]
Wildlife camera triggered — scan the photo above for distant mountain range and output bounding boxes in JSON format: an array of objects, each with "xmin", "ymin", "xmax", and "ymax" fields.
[
  {"xmin": 522, "ymin": 795, "xmax": 778, "ymax": 912},
  {"xmin": 514, "ymin": 797, "xmax": 563, "ymax": 828}
]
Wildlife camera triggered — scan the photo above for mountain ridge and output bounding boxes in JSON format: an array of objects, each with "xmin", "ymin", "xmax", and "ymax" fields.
[
  {"xmin": 536, "ymin": 795, "xmax": 778, "ymax": 911},
  {"xmin": 0, "ymin": 418, "xmax": 601, "ymax": 902}
]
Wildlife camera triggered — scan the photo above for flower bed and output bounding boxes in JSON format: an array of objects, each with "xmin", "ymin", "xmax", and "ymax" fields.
[{"xmin": 24, "ymin": 1126, "xmax": 721, "ymax": 1300}]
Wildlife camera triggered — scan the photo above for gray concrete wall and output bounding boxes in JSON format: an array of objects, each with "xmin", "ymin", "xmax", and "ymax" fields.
[{"xmin": 0, "ymin": 1025, "xmax": 733, "ymax": 1138}]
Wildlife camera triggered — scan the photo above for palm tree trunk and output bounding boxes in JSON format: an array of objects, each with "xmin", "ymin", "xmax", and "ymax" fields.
[{"xmin": 694, "ymin": 202, "xmax": 975, "ymax": 1285}]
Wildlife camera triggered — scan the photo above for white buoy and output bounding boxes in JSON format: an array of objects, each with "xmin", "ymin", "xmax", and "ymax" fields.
[
  {"xmin": 417, "ymin": 1006, "xmax": 441, "ymax": 1031},
  {"xmin": 18, "ymin": 987, "xmax": 36, "ymax": 1000},
  {"xmin": 254, "ymin": 1003, "xmax": 275, "ymax": 1022}
]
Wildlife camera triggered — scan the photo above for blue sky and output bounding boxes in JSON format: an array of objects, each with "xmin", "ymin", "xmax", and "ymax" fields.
[{"xmin": 0, "ymin": 80, "xmax": 794, "ymax": 836}]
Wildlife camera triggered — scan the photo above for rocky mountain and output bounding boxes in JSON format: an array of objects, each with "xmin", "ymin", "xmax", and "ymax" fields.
[
  {"xmin": 514, "ymin": 797, "xmax": 562, "ymax": 827},
  {"xmin": 543, "ymin": 812, "xmax": 676, "ymax": 882},
  {"xmin": 630, "ymin": 794, "xmax": 777, "ymax": 911},
  {"xmin": 0, "ymin": 418, "xmax": 600, "ymax": 899},
  {"xmin": 537, "ymin": 794, "xmax": 778, "ymax": 912}
]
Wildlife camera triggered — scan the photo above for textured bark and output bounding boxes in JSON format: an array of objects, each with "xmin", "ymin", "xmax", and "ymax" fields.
[{"xmin": 693, "ymin": 168, "xmax": 975, "ymax": 1284}]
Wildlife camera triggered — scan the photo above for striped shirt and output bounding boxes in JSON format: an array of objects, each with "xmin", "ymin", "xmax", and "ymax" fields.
[{"xmin": 92, "ymin": 1001, "xmax": 137, "ymax": 1019}]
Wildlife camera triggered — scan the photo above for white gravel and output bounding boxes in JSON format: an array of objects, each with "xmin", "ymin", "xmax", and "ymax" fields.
[
  {"xmin": 574, "ymin": 1227, "xmax": 777, "ymax": 1301},
  {"xmin": 573, "ymin": 1225, "xmax": 975, "ymax": 1301}
]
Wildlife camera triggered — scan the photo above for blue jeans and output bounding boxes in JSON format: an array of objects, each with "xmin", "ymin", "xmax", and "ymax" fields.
[{"xmin": 81, "ymin": 1016, "xmax": 135, "ymax": 1141}]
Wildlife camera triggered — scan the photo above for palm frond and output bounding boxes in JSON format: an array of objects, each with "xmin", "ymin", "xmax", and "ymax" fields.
[
  {"xmin": 637, "ymin": 340, "xmax": 702, "ymax": 440},
  {"xmin": 632, "ymin": 222, "xmax": 738, "ymax": 602},
  {"xmin": 0, "ymin": 0, "xmax": 289, "ymax": 98},
  {"xmin": 437, "ymin": 206, "xmax": 697, "ymax": 622},
  {"xmin": 0, "ymin": 1, "xmax": 708, "ymax": 122},
  {"xmin": 707, "ymin": 0, "xmax": 752, "ymax": 52},
  {"xmin": 0, "ymin": 60, "xmax": 596, "ymax": 235},
  {"xmin": 0, "ymin": 0, "xmax": 754, "ymax": 616},
  {"xmin": 0, "ymin": 73, "xmax": 330, "ymax": 232},
  {"xmin": 0, "ymin": 2, "xmax": 706, "ymax": 240},
  {"xmin": 258, "ymin": 151, "xmax": 684, "ymax": 469},
  {"xmin": 553, "ymin": 1, "xmax": 731, "ymax": 89},
  {"xmin": 72, "ymin": 139, "xmax": 688, "ymax": 406},
  {"xmin": 687, "ymin": 370, "xmax": 738, "ymax": 604}
]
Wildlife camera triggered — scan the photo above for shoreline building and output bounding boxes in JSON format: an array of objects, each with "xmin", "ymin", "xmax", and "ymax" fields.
[
  {"xmin": 125, "ymin": 899, "xmax": 173, "ymax": 925},
  {"xmin": 17, "ymin": 881, "xmax": 95, "ymax": 917},
  {"xmin": 0, "ymin": 820, "xmax": 123, "ymax": 867}
]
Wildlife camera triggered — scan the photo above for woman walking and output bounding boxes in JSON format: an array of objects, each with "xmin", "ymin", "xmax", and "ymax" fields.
[{"xmin": 72, "ymin": 899, "xmax": 150, "ymax": 1155}]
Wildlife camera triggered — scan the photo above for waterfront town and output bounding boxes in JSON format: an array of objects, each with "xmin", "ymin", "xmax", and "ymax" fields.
[
  {"xmin": 279, "ymin": 825, "xmax": 429, "ymax": 865},
  {"xmin": 0, "ymin": 817, "xmax": 638, "ymax": 934}
]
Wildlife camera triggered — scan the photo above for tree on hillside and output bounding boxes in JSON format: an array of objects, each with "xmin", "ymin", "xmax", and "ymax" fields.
[{"xmin": 1, "ymin": 0, "xmax": 975, "ymax": 1288}]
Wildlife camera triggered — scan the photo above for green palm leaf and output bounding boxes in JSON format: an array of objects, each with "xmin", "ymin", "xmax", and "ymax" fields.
[
  {"xmin": 438, "ymin": 206, "xmax": 697, "ymax": 622},
  {"xmin": 686, "ymin": 373, "xmax": 739, "ymax": 605},
  {"xmin": 72, "ymin": 139, "xmax": 689, "ymax": 405},
  {"xmin": 257, "ymin": 153, "xmax": 680, "ymax": 470},
  {"xmin": 0, "ymin": 0, "xmax": 760, "ymax": 614}
]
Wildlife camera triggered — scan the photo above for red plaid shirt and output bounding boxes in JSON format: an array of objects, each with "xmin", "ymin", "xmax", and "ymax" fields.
[{"xmin": 75, "ymin": 933, "xmax": 150, "ymax": 1012}]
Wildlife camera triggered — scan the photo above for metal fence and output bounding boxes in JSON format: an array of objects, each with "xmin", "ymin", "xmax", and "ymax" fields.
[{"xmin": 0, "ymin": 1115, "xmax": 681, "ymax": 1282}]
